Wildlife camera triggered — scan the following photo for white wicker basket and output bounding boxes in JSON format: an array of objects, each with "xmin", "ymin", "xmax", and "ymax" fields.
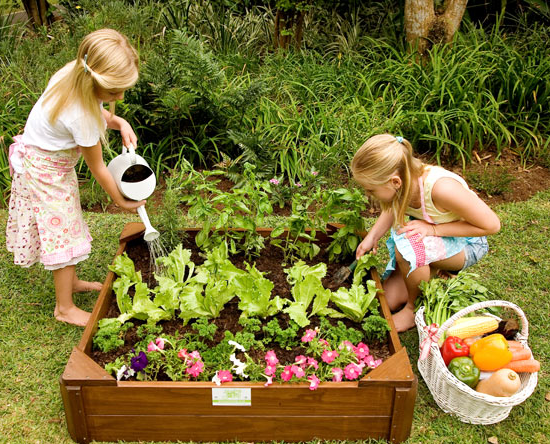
[{"xmin": 415, "ymin": 300, "xmax": 538, "ymax": 424}]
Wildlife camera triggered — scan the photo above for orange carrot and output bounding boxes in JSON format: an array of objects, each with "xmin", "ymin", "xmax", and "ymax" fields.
[
  {"xmin": 503, "ymin": 359, "xmax": 540, "ymax": 373},
  {"xmin": 506, "ymin": 340, "xmax": 525, "ymax": 351},
  {"xmin": 511, "ymin": 348, "xmax": 532, "ymax": 361}
]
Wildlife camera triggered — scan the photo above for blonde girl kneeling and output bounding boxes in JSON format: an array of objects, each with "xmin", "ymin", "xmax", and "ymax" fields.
[{"xmin": 351, "ymin": 134, "xmax": 500, "ymax": 332}]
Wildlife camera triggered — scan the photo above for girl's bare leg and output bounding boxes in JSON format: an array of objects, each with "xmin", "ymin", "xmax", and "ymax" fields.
[
  {"xmin": 73, "ymin": 276, "xmax": 102, "ymax": 293},
  {"xmin": 391, "ymin": 250, "xmax": 467, "ymax": 332},
  {"xmin": 53, "ymin": 265, "xmax": 91, "ymax": 327},
  {"xmin": 382, "ymin": 268, "xmax": 409, "ymax": 311}
]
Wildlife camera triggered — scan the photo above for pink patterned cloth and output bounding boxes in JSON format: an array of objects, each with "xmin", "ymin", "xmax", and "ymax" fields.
[{"xmin": 6, "ymin": 142, "xmax": 92, "ymax": 267}]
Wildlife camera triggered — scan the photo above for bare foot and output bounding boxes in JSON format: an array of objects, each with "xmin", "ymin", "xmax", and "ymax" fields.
[
  {"xmin": 73, "ymin": 279, "xmax": 103, "ymax": 293},
  {"xmin": 391, "ymin": 304, "xmax": 416, "ymax": 333},
  {"xmin": 54, "ymin": 306, "xmax": 91, "ymax": 327}
]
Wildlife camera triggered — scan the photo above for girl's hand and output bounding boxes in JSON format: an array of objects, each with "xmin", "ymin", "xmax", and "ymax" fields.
[
  {"xmin": 397, "ymin": 220, "xmax": 436, "ymax": 241},
  {"xmin": 118, "ymin": 119, "xmax": 137, "ymax": 150},
  {"xmin": 116, "ymin": 198, "xmax": 147, "ymax": 213},
  {"xmin": 356, "ymin": 234, "xmax": 379, "ymax": 259}
]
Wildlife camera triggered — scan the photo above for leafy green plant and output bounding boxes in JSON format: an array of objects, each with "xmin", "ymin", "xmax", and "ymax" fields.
[
  {"xmin": 261, "ymin": 318, "xmax": 301, "ymax": 349},
  {"xmin": 283, "ymin": 261, "xmax": 344, "ymax": 327},
  {"xmin": 416, "ymin": 271, "xmax": 496, "ymax": 326},
  {"xmin": 93, "ymin": 318, "xmax": 135, "ymax": 353}
]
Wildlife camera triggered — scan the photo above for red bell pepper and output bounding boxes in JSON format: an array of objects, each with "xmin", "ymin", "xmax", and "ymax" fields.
[{"xmin": 440, "ymin": 336, "xmax": 470, "ymax": 366}]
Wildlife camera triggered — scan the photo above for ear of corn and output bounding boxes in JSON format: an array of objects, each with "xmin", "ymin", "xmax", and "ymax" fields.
[{"xmin": 445, "ymin": 316, "xmax": 499, "ymax": 339}]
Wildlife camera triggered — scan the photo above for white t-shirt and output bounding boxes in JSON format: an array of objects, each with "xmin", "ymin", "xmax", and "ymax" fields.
[{"xmin": 21, "ymin": 67, "xmax": 106, "ymax": 151}]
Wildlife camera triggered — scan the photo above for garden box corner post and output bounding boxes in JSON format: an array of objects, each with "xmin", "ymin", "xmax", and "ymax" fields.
[{"xmin": 60, "ymin": 222, "xmax": 417, "ymax": 443}]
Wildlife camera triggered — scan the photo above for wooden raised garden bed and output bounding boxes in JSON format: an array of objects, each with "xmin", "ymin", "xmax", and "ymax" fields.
[{"xmin": 60, "ymin": 223, "xmax": 417, "ymax": 443}]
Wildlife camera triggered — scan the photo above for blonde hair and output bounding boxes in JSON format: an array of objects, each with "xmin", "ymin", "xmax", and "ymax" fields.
[
  {"xmin": 351, "ymin": 134, "xmax": 425, "ymax": 227},
  {"xmin": 43, "ymin": 29, "xmax": 139, "ymax": 144}
]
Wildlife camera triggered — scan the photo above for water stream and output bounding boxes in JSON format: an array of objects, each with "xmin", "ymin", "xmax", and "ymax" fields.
[{"xmin": 146, "ymin": 236, "xmax": 168, "ymax": 279}]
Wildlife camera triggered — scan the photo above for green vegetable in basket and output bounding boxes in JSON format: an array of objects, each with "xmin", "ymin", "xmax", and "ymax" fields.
[{"xmin": 447, "ymin": 356, "xmax": 480, "ymax": 388}]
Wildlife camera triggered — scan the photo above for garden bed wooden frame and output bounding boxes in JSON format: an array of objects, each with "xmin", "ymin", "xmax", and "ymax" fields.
[{"xmin": 60, "ymin": 223, "xmax": 417, "ymax": 443}]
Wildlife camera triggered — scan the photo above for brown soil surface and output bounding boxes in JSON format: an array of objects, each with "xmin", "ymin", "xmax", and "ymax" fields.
[{"xmin": 91, "ymin": 234, "xmax": 391, "ymax": 381}]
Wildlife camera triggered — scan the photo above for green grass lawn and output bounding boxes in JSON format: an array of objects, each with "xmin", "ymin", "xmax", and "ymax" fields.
[{"xmin": 0, "ymin": 190, "xmax": 548, "ymax": 444}]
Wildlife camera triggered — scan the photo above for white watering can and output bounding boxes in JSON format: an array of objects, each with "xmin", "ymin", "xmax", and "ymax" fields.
[{"xmin": 107, "ymin": 145, "xmax": 160, "ymax": 242}]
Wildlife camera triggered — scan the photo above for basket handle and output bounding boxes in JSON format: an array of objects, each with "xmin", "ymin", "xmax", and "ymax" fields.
[{"xmin": 438, "ymin": 300, "xmax": 529, "ymax": 342}]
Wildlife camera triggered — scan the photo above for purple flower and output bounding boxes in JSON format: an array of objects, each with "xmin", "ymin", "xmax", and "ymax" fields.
[{"xmin": 130, "ymin": 351, "xmax": 148, "ymax": 373}]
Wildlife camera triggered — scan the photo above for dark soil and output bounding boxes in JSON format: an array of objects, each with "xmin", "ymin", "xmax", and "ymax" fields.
[{"xmin": 91, "ymin": 234, "xmax": 392, "ymax": 379}]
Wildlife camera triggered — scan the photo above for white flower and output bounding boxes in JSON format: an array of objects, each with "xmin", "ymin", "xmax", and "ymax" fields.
[
  {"xmin": 230, "ymin": 353, "xmax": 249, "ymax": 378},
  {"xmin": 116, "ymin": 365, "xmax": 135, "ymax": 381},
  {"xmin": 212, "ymin": 371, "xmax": 221, "ymax": 386},
  {"xmin": 228, "ymin": 340, "xmax": 246, "ymax": 352}
]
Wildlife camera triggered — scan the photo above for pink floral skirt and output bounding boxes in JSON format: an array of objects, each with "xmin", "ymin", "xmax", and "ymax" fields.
[{"xmin": 6, "ymin": 143, "xmax": 92, "ymax": 268}]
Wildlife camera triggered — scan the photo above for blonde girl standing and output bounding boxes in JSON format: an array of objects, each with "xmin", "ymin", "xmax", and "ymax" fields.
[
  {"xmin": 6, "ymin": 29, "xmax": 145, "ymax": 327},
  {"xmin": 351, "ymin": 134, "xmax": 500, "ymax": 332}
]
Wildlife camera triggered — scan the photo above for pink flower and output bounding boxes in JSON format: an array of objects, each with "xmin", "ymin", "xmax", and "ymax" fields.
[
  {"xmin": 294, "ymin": 355, "xmax": 307, "ymax": 366},
  {"xmin": 186, "ymin": 360, "xmax": 204, "ymax": 378},
  {"xmin": 332, "ymin": 367, "xmax": 343, "ymax": 382},
  {"xmin": 319, "ymin": 338, "xmax": 330, "ymax": 348},
  {"xmin": 265, "ymin": 350, "xmax": 279, "ymax": 366},
  {"xmin": 280, "ymin": 366, "xmax": 293, "ymax": 382},
  {"xmin": 190, "ymin": 350, "xmax": 201, "ymax": 360},
  {"xmin": 295, "ymin": 182, "xmax": 302, "ymax": 187},
  {"xmin": 264, "ymin": 365, "xmax": 277, "ymax": 376},
  {"xmin": 344, "ymin": 363, "xmax": 362, "ymax": 380},
  {"xmin": 264, "ymin": 375, "xmax": 273, "ymax": 387},
  {"xmin": 178, "ymin": 349, "xmax": 189, "ymax": 361},
  {"xmin": 301, "ymin": 329, "xmax": 317, "ymax": 343},
  {"xmin": 308, "ymin": 374, "xmax": 320, "ymax": 390},
  {"xmin": 311, "ymin": 171, "xmax": 318, "ymax": 176},
  {"xmin": 269, "ymin": 178, "xmax": 279, "ymax": 185},
  {"xmin": 307, "ymin": 357, "xmax": 318, "ymax": 370},
  {"xmin": 218, "ymin": 370, "xmax": 233, "ymax": 383},
  {"xmin": 354, "ymin": 342, "xmax": 369, "ymax": 359},
  {"xmin": 155, "ymin": 338, "xmax": 165, "ymax": 350},
  {"xmin": 291, "ymin": 365, "xmax": 305, "ymax": 378},
  {"xmin": 147, "ymin": 341, "xmax": 161, "ymax": 352},
  {"xmin": 321, "ymin": 349, "xmax": 339, "ymax": 364}
]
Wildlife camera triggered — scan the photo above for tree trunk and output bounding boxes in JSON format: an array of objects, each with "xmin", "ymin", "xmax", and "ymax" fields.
[
  {"xmin": 21, "ymin": 0, "xmax": 51, "ymax": 27},
  {"xmin": 273, "ymin": 8, "xmax": 305, "ymax": 51},
  {"xmin": 405, "ymin": 0, "xmax": 468, "ymax": 55}
]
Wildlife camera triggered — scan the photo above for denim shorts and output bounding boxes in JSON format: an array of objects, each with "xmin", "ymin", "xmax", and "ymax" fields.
[{"xmin": 462, "ymin": 236, "xmax": 489, "ymax": 270}]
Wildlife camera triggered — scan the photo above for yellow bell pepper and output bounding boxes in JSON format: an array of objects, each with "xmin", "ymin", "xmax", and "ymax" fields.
[
  {"xmin": 472, "ymin": 345, "xmax": 513, "ymax": 371},
  {"xmin": 469, "ymin": 334, "xmax": 512, "ymax": 371},
  {"xmin": 469, "ymin": 333, "xmax": 508, "ymax": 357}
]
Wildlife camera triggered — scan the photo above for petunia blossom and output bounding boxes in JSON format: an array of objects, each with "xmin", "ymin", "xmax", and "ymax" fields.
[
  {"xmin": 354, "ymin": 342, "xmax": 369, "ymax": 359},
  {"xmin": 190, "ymin": 350, "xmax": 202, "ymax": 360},
  {"xmin": 344, "ymin": 363, "xmax": 362, "ymax": 380},
  {"xmin": 130, "ymin": 351, "xmax": 148, "ymax": 373},
  {"xmin": 307, "ymin": 357, "xmax": 319, "ymax": 370},
  {"xmin": 321, "ymin": 349, "xmax": 339, "ymax": 364},
  {"xmin": 147, "ymin": 341, "xmax": 160, "ymax": 352},
  {"xmin": 264, "ymin": 375, "xmax": 273, "ymax": 387},
  {"xmin": 155, "ymin": 337, "xmax": 166, "ymax": 350},
  {"xmin": 178, "ymin": 348, "xmax": 189, "ymax": 361},
  {"xmin": 339, "ymin": 340, "xmax": 355, "ymax": 352},
  {"xmin": 186, "ymin": 360, "xmax": 204, "ymax": 378},
  {"xmin": 269, "ymin": 178, "xmax": 280, "ymax": 185},
  {"xmin": 332, "ymin": 367, "xmax": 343, "ymax": 382},
  {"xmin": 291, "ymin": 365, "xmax": 305, "ymax": 378},
  {"xmin": 280, "ymin": 366, "xmax": 293, "ymax": 382},
  {"xmin": 294, "ymin": 355, "xmax": 307, "ymax": 366},
  {"xmin": 264, "ymin": 365, "xmax": 277, "ymax": 376},
  {"xmin": 218, "ymin": 370, "xmax": 233, "ymax": 383},
  {"xmin": 265, "ymin": 350, "xmax": 279, "ymax": 366},
  {"xmin": 228, "ymin": 340, "xmax": 246, "ymax": 352},
  {"xmin": 308, "ymin": 374, "xmax": 320, "ymax": 391},
  {"xmin": 301, "ymin": 329, "xmax": 317, "ymax": 342}
]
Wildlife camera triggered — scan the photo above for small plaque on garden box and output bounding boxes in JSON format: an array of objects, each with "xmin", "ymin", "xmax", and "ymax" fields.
[{"xmin": 212, "ymin": 387, "xmax": 252, "ymax": 406}]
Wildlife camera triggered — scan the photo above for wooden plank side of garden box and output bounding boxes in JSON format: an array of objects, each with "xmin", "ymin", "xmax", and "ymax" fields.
[{"xmin": 60, "ymin": 223, "xmax": 417, "ymax": 444}]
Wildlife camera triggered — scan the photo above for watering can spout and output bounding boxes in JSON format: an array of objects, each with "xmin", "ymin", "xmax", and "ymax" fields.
[{"xmin": 137, "ymin": 205, "xmax": 160, "ymax": 242}]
